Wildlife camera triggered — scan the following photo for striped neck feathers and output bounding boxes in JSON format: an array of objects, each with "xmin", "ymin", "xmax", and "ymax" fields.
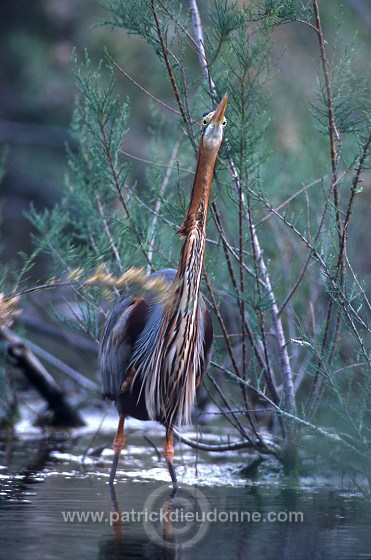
[{"xmin": 178, "ymin": 143, "xmax": 219, "ymax": 238}]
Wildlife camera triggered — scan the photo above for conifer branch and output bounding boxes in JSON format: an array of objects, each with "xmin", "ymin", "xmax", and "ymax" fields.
[{"xmin": 188, "ymin": 0, "xmax": 297, "ymax": 458}]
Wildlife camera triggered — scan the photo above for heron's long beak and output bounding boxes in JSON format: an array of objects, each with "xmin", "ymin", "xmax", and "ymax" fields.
[{"xmin": 211, "ymin": 94, "xmax": 228, "ymax": 125}]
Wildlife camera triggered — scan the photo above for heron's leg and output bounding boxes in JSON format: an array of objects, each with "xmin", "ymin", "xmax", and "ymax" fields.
[
  {"xmin": 163, "ymin": 426, "xmax": 178, "ymax": 491},
  {"xmin": 110, "ymin": 413, "xmax": 125, "ymax": 485}
]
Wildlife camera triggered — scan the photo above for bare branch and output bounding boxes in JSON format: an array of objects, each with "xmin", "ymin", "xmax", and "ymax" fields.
[
  {"xmin": 210, "ymin": 200, "xmax": 280, "ymax": 403},
  {"xmin": 188, "ymin": 0, "xmax": 297, "ymax": 454},
  {"xmin": 120, "ymin": 148, "xmax": 193, "ymax": 174},
  {"xmin": 151, "ymin": 0, "xmax": 190, "ymax": 128},
  {"xmin": 106, "ymin": 53, "xmax": 181, "ymax": 116},
  {"xmin": 174, "ymin": 429, "xmax": 271, "ymax": 453},
  {"xmin": 313, "ymin": 0, "xmax": 341, "ymax": 236},
  {"xmin": 206, "ymin": 370, "xmax": 252, "ymax": 440},
  {"xmin": 256, "ymin": 176, "xmax": 324, "ymax": 226},
  {"xmin": 25, "ymin": 338, "xmax": 99, "ymax": 392},
  {"xmin": 188, "ymin": 0, "xmax": 216, "ymax": 96},
  {"xmin": 338, "ymin": 132, "xmax": 371, "ymax": 272}
]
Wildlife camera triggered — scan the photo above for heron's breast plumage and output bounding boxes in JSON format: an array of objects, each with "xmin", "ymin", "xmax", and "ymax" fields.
[{"xmin": 130, "ymin": 232, "xmax": 209, "ymax": 426}]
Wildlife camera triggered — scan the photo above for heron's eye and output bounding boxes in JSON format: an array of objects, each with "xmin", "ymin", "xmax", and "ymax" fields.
[
  {"xmin": 222, "ymin": 119, "xmax": 227, "ymax": 127},
  {"xmin": 202, "ymin": 112, "xmax": 212, "ymax": 126}
]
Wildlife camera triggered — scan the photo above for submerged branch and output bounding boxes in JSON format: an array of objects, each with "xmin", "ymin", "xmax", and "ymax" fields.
[{"xmin": 174, "ymin": 428, "xmax": 276, "ymax": 453}]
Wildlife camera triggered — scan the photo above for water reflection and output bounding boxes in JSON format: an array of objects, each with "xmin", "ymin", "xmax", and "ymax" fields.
[
  {"xmin": 105, "ymin": 483, "xmax": 195, "ymax": 558},
  {"xmin": 0, "ymin": 434, "xmax": 67, "ymax": 500},
  {"xmin": 96, "ymin": 480, "xmax": 371, "ymax": 560},
  {"xmin": 1, "ymin": 433, "xmax": 371, "ymax": 559},
  {"xmin": 99, "ymin": 484, "xmax": 176, "ymax": 559}
]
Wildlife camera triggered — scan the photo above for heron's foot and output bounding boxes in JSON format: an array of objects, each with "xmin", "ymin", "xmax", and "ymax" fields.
[
  {"xmin": 109, "ymin": 414, "xmax": 125, "ymax": 485},
  {"xmin": 163, "ymin": 427, "xmax": 177, "ymax": 493},
  {"xmin": 109, "ymin": 452, "xmax": 121, "ymax": 485},
  {"xmin": 163, "ymin": 450, "xmax": 178, "ymax": 495},
  {"xmin": 166, "ymin": 459, "xmax": 178, "ymax": 495},
  {"xmin": 110, "ymin": 436, "xmax": 126, "ymax": 485}
]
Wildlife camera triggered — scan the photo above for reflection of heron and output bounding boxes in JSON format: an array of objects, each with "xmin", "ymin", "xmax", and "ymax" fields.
[{"xmin": 99, "ymin": 95, "xmax": 228, "ymax": 489}]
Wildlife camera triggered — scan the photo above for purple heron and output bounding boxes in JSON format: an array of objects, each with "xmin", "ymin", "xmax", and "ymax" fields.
[{"xmin": 99, "ymin": 95, "xmax": 228, "ymax": 488}]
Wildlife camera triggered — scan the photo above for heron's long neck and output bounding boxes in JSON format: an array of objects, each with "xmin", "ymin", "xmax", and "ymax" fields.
[
  {"xmin": 174, "ymin": 144, "xmax": 218, "ymax": 311},
  {"xmin": 148, "ymin": 144, "xmax": 219, "ymax": 426},
  {"xmin": 178, "ymin": 146, "xmax": 218, "ymax": 239}
]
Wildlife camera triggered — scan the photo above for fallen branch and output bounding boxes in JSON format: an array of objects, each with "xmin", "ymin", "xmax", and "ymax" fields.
[{"xmin": 1, "ymin": 328, "xmax": 85, "ymax": 428}]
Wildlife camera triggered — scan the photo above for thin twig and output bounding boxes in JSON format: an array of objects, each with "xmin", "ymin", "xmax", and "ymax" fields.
[
  {"xmin": 206, "ymin": 371, "xmax": 251, "ymax": 439},
  {"xmin": 98, "ymin": 115, "xmax": 152, "ymax": 267},
  {"xmin": 203, "ymin": 270, "xmax": 240, "ymax": 377},
  {"xmin": 158, "ymin": 0, "xmax": 199, "ymax": 51},
  {"xmin": 151, "ymin": 0, "xmax": 189, "ymax": 128},
  {"xmin": 96, "ymin": 194, "xmax": 123, "ymax": 272},
  {"xmin": 120, "ymin": 148, "xmax": 193, "ymax": 174},
  {"xmin": 189, "ymin": 0, "xmax": 296, "ymax": 452},
  {"xmin": 337, "ymin": 132, "xmax": 371, "ymax": 272},
  {"xmin": 250, "ymin": 184, "xmax": 371, "ymax": 337},
  {"xmin": 294, "ymin": 18, "xmax": 319, "ymax": 33},
  {"xmin": 201, "ymin": 375, "xmax": 246, "ymax": 434},
  {"xmin": 106, "ymin": 53, "xmax": 181, "ymax": 116},
  {"xmin": 256, "ymin": 176, "xmax": 324, "ymax": 226},
  {"xmin": 215, "ymin": 360, "xmax": 371, "ymax": 463},
  {"xmin": 313, "ymin": 0, "xmax": 341, "ymax": 238},
  {"xmin": 305, "ymin": 0, "xmax": 356, "ymax": 420},
  {"xmin": 210, "ymin": 200, "xmax": 279, "ymax": 402},
  {"xmin": 147, "ymin": 137, "xmax": 182, "ymax": 270}
]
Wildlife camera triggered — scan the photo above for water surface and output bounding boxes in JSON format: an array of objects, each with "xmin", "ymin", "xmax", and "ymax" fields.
[{"xmin": 1, "ymin": 413, "xmax": 370, "ymax": 559}]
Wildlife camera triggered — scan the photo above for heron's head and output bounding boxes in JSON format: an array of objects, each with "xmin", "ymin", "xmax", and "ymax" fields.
[{"xmin": 200, "ymin": 94, "xmax": 228, "ymax": 152}]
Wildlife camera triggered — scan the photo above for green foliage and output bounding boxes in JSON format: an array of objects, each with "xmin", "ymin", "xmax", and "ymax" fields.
[
  {"xmin": 107, "ymin": 0, "xmax": 162, "ymax": 46},
  {"xmin": 20, "ymin": 0, "xmax": 371, "ymax": 478},
  {"xmin": 312, "ymin": 42, "xmax": 370, "ymax": 136},
  {"xmin": 28, "ymin": 51, "xmax": 136, "ymax": 278},
  {"xmin": 252, "ymin": 0, "xmax": 312, "ymax": 25}
]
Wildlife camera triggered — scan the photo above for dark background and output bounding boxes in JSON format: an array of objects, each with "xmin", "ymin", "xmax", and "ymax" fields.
[{"xmin": 1, "ymin": 0, "xmax": 370, "ymax": 277}]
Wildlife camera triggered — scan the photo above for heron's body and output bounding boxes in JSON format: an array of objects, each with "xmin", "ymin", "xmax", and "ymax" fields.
[
  {"xmin": 100, "ymin": 268, "xmax": 213, "ymax": 425},
  {"xmin": 99, "ymin": 95, "xmax": 228, "ymax": 487}
]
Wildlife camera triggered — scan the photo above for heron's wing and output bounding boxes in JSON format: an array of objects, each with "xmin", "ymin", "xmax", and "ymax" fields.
[
  {"xmin": 99, "ymin": 295, "xmax": 149, "ymax": 400},
  {"xmin": 99, "ymin": 268, "xmax": 177, "ymax": 400}
]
